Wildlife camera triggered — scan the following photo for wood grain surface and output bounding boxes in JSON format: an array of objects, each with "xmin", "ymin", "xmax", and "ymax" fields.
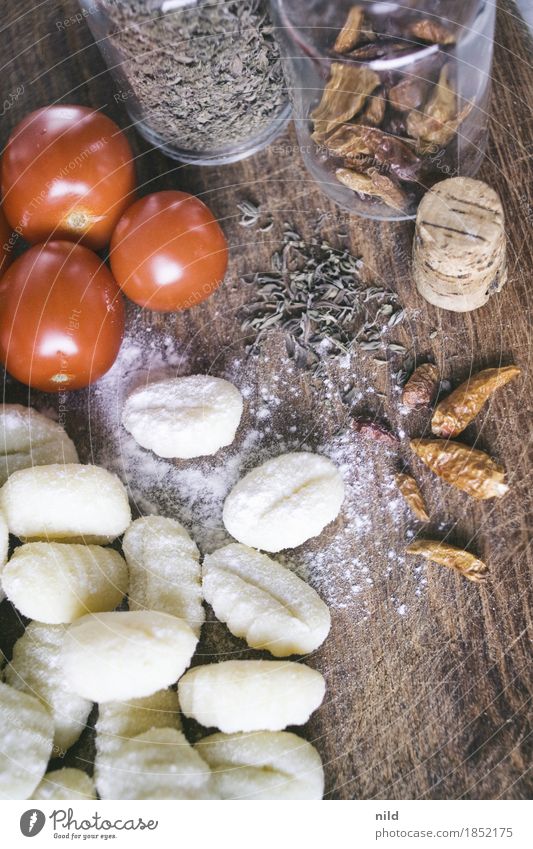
[{"xmin": 0, "ymin": 1, "xmax": 532, "ymax": 800}]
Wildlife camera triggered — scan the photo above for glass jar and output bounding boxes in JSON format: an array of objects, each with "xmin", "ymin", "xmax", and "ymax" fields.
[
  {"xmin": 269, "ymin": 0, "xmax": 496, "ymax": 220},
  {"xmin": 79, "ymin": 0, "xmax": 291, "ymax": 165}
]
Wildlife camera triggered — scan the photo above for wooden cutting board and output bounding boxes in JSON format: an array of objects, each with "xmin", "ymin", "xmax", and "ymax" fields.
[{"xmin": 0, "ymin": 0, "xmax": 531, "ymax": 800}]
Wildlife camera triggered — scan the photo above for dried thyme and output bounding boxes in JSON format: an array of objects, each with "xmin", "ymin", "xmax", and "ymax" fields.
[{"xmin": 240, "ymin": 224, "xmax": 406, "ymax": 372}]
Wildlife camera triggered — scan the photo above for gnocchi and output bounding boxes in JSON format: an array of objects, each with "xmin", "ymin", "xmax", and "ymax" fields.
[
  {"xmin": 196, "ymin": 731, "xmax": 324, "ymax": 800},
  {"xmin": 2, "ymin": 542, "xmax": 128, "ymax": 624},
  {"xmin": 95, "ymin": 689, "xmax": 182, "ymax": 800},
  {"xmin": 178, "ymin": 660, "xmax": 326, "ymax": 733},
  {"xmin": 0, "ymin": 463, "xmax": 131, "ymax": 543},
  {"xmin": 121, "ymin": 375, "xmax": 243, "ymax": 459},
  {"xmin": 123, "ymin": 516, "xmax": 204, "ymax": 637},
  {"xmin": 0, "ymin": 681, "xmax": 53, "ymax": 800},
  {"xmin": 6, "ymin": 622, "xmax": 92, "ymax": 753},
  {"xmin": 0, "ymin": 404, "xmax": 78, "ymax": 486},
  {"xmin": 32, "ymin": 768, "xmax": 96, "ymax": 801},
  {"xmin": 96, "ymin": 727, "xmax": 214, "ymax": 799},
  {"xmin": 202, "ymin": 544, "xmax": 330, "ymax": 656},
  {"xmin": 223, "ymin": 452, "xmax": 345, "ymax": 552},
  {"xmin": 62, "ymin": 610, "xmax": 198, "ymax": 702},
  {"xmin": 95, "ymin": 689, "xmax": 182, "ymax": 761}
]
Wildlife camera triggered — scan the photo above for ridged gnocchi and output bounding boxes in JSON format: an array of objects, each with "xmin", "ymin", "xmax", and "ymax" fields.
[
  {"xmin": 62, "ymin": 610, "xmax": 198, "ymax": 702},
  {"xmin": 0, "ymin": 463, "xmax": 131, "ymax": 543},
  {"xmin": 123, "ymin": 516, "xmax": 204, "ymax": 637},
  {"xmin": 6, "ymin": 622, "xmax": 92, "ymax": 753},
  {"xmin": 196, "ymin": 731, "xmax": 324, "ymax": 799},
  {"xmin": 0, "ymin": 404, "xmax": 78, "ymax": 486},
  {"xmin": 202, "ymin": 544, "xmax": 330, "ymax": 656},
  {"xmin": 95, "ymin": 689, "xmax": 182, "ymax": 760},
  {"xmin": 0, "ymin": 681, "xmax": 54, "ymax": 800},
  {"xmin": 178, "ymin": 660, "xmax": 326, "ymax": 733},
  {"xmin": 2, "ymin": 542, "xmax": 128, "ymax": 624},
  {"xmin": 223, "ymin": 452, "xmax": 345, "ymax": 552},
  {"xmin": 32, "ymin": 768, "xmax": 96, "ymax": 800},
  {"xmin": 96, "ymin": 727, "xmax": 214, "ymax": 799},
  {"xmin": 121, "ymin": 375, "xmax": 243, "ymax": 459},
  {"xmin": 95, "ymin": 689, "xmax": 182, "ymax": 800}
]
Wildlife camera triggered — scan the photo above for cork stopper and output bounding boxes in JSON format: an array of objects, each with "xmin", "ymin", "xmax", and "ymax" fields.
[{"xmin": 413, "ymin": 177, "xmax": 507, "ymax": 312}]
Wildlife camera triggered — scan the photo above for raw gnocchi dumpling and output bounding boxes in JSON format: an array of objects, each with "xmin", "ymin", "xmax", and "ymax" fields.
[
  {"xmin": 6, "ymin": 622, "xmax": 92, "ymax": 753},
  {"xmin": 95, "ymin": 689, "xmax": 182, "ymax": 762},
  {"xmin": 196, "ymin": 731, "xmax": 324, "ymax": 800},
  {"xmin": 121, "ymin": 375, "xmax": 243, "ymax": 459},
  {"xmin": 123, "ymin": 516, "xmax": 204, "ymax": 637},
  {"xmin": 202, "ymin": 544, "xmax": 330, "ymax": 656},
  {"xmin": 223, "ymin": 452, "xmax": 344, "ymax": 552},
  {"xmin": 95, "ymin": 689, "xmax": 182, "ymax": 800},
  {"xmin": 97, "ymin": 727, "xmax": 214, "ymax": 799},
  {"xmin": 2, "ymin": 542, "xmax": 128, "ymax": 624},
  {"xmin": 32, "ymin": 768, "xmax": 96, "ymax": 800},
  {"xmin": 178, "ymin": 660, "xmax": 325, "ymax": 733},
  {"xmin": 62, "ymin": 611, "xmax": 198, "ymax": 702},
  {"xmin": 0, "ymin": 404, "xmax": 78, "ymax": 486},
  {"xmin": 0, "ymin": 463, "xmax": 131, "ymax": 543},
  {"xmin": 0, "ymin": 681, "xmax": 54, "ymax": 800}
]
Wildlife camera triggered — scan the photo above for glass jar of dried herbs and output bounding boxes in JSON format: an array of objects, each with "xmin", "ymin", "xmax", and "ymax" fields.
[
  {"xmin": 79, "ymin": 0, "xmax": 290, "ymax": 165},
  {"xmin": 270, "ymin": 0, "xmax": 495, "ymax": 220}
]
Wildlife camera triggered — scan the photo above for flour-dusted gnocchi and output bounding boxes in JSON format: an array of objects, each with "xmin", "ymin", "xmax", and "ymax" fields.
[
  {"xmin": 0, "ymin": 463, "xmax": 131, "ymax": 543},
  {"xmin": 96, "ymin": 727, "xmax": 214, "ymax": 799},
  {"xmin": 96, "ymin": 689, "xmax": 182, "ymax": 760},
  {"xmin": 121, "ymin": 375, "xmax": 244, "ymax": 459},
  {"xmin": 6, "ymin": 622, "xmax": 92, "ymax": 753},
  {"xmin": 123, "ymin": 516, "xmax": 204, "ymax": 637},
  {"xmin": 2, "ymin": 543, "xmax": 128, "ymax": 624},
  {"xmin": 202, "ymin": 544, "xmax": 331, "ymax": 656},
  {"xmin": 178, "ymin": 660, "xmax": 326, "ymax": 733},
  {"xmin": 0, "ymin": 404, "xmax": 78, "ymax": 486},
  {"xmin": 32, "ymin": 768, "xmax": 96, "ymax": 801},
  {"xmin": 95, "ymin": 689, "xmax": 182, "ymax": 799},
  {"xmin": 0, "ymin": 681, "xmax": 54, "ymax": 800},
  {"xmin": 223, "ymin": 452, "xmax": 345, "ymax": 552},
  {"xmin": 196, "ymin": 731, "xmax": 324, "ymax": 800},
  {"xmin": 62, "ymin": 610, "xmax": 198, "ymax": 702}
]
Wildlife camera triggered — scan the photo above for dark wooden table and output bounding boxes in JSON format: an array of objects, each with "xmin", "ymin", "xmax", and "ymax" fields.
[{"xmin": 1, "ymin": 1, "xmax": 532, "ymax": 800}]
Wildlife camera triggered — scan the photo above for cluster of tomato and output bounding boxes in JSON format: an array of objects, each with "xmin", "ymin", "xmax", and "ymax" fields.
[{"xmin": 0, "ymin": 105, "xmax": 229, "ymax": 392}]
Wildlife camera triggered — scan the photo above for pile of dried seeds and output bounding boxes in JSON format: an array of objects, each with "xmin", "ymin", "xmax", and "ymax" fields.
[{"xmin": 239, "ymin": 224, "xmax": 406, "ymax": 372}]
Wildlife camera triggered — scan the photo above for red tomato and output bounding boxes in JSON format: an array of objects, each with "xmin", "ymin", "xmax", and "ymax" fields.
[
  {"xmin": 0, "ymin": 241, "xmax": 124, "ymax": 392},
  {"xmin": 0, "ymin": 207, "xmax": 13, "ymax": 277},
  {"xmin": 110, "ymin": 190, "xmax": 228, "ymax": 312},
  {"xmin": 1, "ymin": 105, "xmax": 136, "ymax": 250}
]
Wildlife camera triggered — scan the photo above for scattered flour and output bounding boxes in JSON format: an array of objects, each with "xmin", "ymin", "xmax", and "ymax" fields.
[{"xmin": 77, "ymin": 317, "xmax": 424, "ymax": 615}]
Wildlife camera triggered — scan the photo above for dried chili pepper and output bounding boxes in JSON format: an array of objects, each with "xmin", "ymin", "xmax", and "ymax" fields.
[
  {"xmin": 407, "ymin": 539, "xmax": 488, "ymax": 583},
  {"xmin": 351, "ymin": 417, "xmax": 400, "ymax": 446},
  {"xmin": 333, "ymin": 6, "xmax": 375, "ymax": 53},
  {"xmin": 402, "ymin": 363, "xmax": 439, "ymax": 409},
  {"xmin": 311, "ymin": 65, "xmax": 380, "ymax": 139},
  {"xmin": 408, "ymin": 19, "xmax": 457, "ymax": 46},
  {"xmin": 396, "ymin": 473, "xmax": 430, "ymax": 521},
  {"xmin": 410, "ymin": 438, "xmax": 508, "ymax": 500},
  {"xmin": 431, "ymin": 366, "xmax": 521, "ymax": 437},
  {"xmin": 336, "ymin": 168, "xmax": 406, "ymax": 211},
  {"xmin": 324, "ymin": 124, "xmax": 423, "ymax": 181}
]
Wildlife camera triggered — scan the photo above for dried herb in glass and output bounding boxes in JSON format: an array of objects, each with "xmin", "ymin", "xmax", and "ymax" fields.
[{"xmin": 91, "ymin": 0, "xmax": 287, "ymax": 160}]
